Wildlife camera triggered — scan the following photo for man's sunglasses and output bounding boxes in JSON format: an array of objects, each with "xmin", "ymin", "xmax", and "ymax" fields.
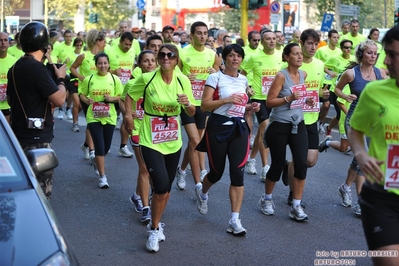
[
  {"xmin": 158, "ymin": 52, "xmax": 177, "ymax": 60},
  {"xmin": 342, "ymin": 46, "xmax": 352, "ymax": 49}
]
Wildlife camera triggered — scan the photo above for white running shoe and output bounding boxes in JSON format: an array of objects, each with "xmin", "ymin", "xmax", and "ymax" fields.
[
  {"xmin": 226, "ymin": 219, "xmax": 247, "ymax": 235},
  {"xmin": 80, "ymin": 143, "xmax": 90, "ymax": 160},
  {"xmin": 118, "ymin": 145, "xmax": 134, "ymax": 157},
  {"xmin": 245, "ymin": 158, "xmax": 257, "ymax": 175},
  {"xmin": 72, "ymin": 123, "xmax": 80, "ymax": 132},
  {"xmin": 289, "ymin": 205, "xmax": 309, "ymax": 221},
  {"xmin": 146, "ymin": 230, "xmax": 160, "ymax": 252},
  {"xmin": 260, "ymin": 165, "xmax": 270, "ymax": 182},
  {"xmin": 146, "ymin": 222, "xmax": 165, "ymax": 242},
  {"xmin": 196, "ymin": 191, "xmax": 208, "ymax": 215},
  {"xmin": 175, "ymin": 166, "xmax": 186, "ymax": 190},
  {"xmin": 338, "ymin": 186, "xmax": 352, "ymax": 207},
  {"xmin": 66, "ymin": 109, "xmax": 73, "ymax": 120},
  {"xmin": 57, "ymin": 109, "xmax": 64, "ymax": 120},
  {"xmin": 98, "ymin": 176, "xmax": 109, "ymax": 188},
  {"xmin": 259, "ymin": 196, "xmax": 275, "ymax": 215},
  {"xmin": 200, "ymin": 170, "xmax": 208, "ymax": 182},
  {"xmin": 250, "ymin": 135, "xmax": 255, "ymax": 149}
]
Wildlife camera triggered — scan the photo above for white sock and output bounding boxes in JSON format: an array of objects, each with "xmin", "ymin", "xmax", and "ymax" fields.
[
  {"xmin": 200, "ymin": 192, "xmax": 208, "ymax": 200},
  {"xmin": 195, "ymin": 183, "xmax": 202, "ymax": 189},
  {"xmin": 133, "ymin": 192, "xmax": 140, "ymax": 200},
  {"xmin": 231, "ymin": 212, "xmax": 239, "ymax": 221},
  {"xmin": 343, "ymin": 183, "xmax": 351, "ymax": 192},
  {"xmin": 326, "ymin": 140, "xmax": 331, "ymax": 147},
  {"xmin": 292, "ymin": 199, "xmax": 301, "ymax": 208},
  {"xmin": 264, "ymin": 193, "xmax": 272, "ymax": 200}
]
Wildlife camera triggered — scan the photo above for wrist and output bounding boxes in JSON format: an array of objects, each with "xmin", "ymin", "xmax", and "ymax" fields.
[{"xmin": 185, "ymin": 102, "xmax": 192, "ymax": 108}]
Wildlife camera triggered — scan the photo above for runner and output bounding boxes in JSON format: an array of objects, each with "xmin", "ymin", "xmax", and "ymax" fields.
[
  {"xmin": 7, "ymin": 32, "xmax": 24, "ymax": 58},
  {"xmin": 176, "ymin": 21, "xmax": 221, "ymax": 191},
  {"xmin": 341, "ymin": 19, "xmax": 366, "ymax": 55},
  {"xmin": 241, "ymin": 30, "xmax": 284, "ymax": 181},
  {"xmin": 196, "ymin": 43, "xmax": 260, "ymax": 234},
  {"xmin": 78, "ymin": 52, "xmax": 123, "ymax": 188},
  {"xmin": 124, "ymin": 44, "xmax": 195, "ymax": 252},
  {"xmin": 258, "ymin": 43, "xmax": 313, "ymax": 221},
  {"xmin": 348, "ymin": 25, "xmax": 399, "ymax": 266}
]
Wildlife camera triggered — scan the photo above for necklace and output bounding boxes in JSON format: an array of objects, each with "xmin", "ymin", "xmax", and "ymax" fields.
[{"xmin": 360, "ymin": 65, "xmax": 373, "ymax": 80}]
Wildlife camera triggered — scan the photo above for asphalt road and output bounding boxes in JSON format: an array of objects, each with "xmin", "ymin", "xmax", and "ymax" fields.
[{"xmin": 49, "ymin": 111, "xmax": 372, "ymax": 266}]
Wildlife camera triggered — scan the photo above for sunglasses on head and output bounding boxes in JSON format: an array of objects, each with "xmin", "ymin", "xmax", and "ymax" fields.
[
  {"xmin": 158, "ymin": 52, "xmax": 177, "ymax": 60},
  {"xmin": 343, "ymin": 46, "xmax": 352, "ymax": 49}
]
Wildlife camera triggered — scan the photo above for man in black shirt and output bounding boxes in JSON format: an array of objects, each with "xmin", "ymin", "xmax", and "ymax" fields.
[{"xmin": 7, "ymin": 21, "xmax": 66, "ymax": 199}]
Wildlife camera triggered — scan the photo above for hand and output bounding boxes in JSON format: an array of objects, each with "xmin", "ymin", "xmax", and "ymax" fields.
[
  {"xmin": 86, "ymin": 97, "xmax": 94, "ymax": 105},
  {"xmin": 305, "ymin": 96, "xmax": 315, "ymax": 107},
  {"xmin": 187, "ymin": 73, "xmax": 196, "ymax": 82},
  {"xmin": 322, "ymin": 89, "xmax": 330, "ymax": 100},
  {"xmin": 177, "ymin": 94, "xmax": 190, "ymax": 106},
  {"xmin": 54, "ymin": 64, "xmax": 67, "ymax": 79},
  {"xmin": 228, "ymin": 94, "xmax": 244, "ymax": 104},
  {"xmin": 345, "ymin": 94, "xmax": 357, "ymax": 103},
  {"xmin": 247, "ymin": 87, "xmax": 255, "ymax": 97},
  {"xmin": 207, "ymin": 67, "xmax": 216, "ymax": 74},
  {"xmin": 291, "ymin": 91, "xmax": 301, "ymax": 100},
  {"xmin": 124, "ymin": 115, "xmax": 134, "ymax": 133},
  {"xmin": 356, "ymin": 153, "xmax": 384, "ymax": 184},
  {"xmin": 251, "ymin": 102, "xmax": 260, "ymax": 112},
  {"xmin": 104, "ymin": 94, "xmax": 114, "ymax": 102},
  {"xmin": 115, "ymin": 68, "xmax": 122, "ymax": 76}
]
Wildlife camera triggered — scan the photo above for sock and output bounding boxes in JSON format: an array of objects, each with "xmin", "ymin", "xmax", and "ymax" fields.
[
  {"xmin": 83, "ymin": 142, "xmax": 89, "ymax": 148},
  {"xmin": 343, "ymin": 183, "xmax": 351, "ymax": 192},
  {"xmin": 133, "ymin": 192, "xmax": 141, "ymax": 200},
  {"xmin": 195, "ymin": 183, "xmax": 202, "ymax": 189},
  {"xmin": 200, "ymin": 191, "xmax": 208, "ymax": 200},
  {"xmin": 264, "ymin": 193, "xmax": 272, "ymax": 200},
  {"xmin": 179, "ymin": 166, "xmax": 186, "ymax": 173},
  {"xmin": 292, "ymin": 199, "xmax": 301, "ymax": 208},
  {"xmin": 231, "ymin": 212, "xmax": 239, "ymax": 221},
  {"xmin": 326, "ymin": 140, "xmax": 331, "ymax": 147},
  {"xmin": 120, "ymin": 144, "xmax": 126, "ymax": 149}
]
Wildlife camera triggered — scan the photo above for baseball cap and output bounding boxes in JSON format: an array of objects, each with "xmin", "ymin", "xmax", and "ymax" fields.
[
  {"xmin": 131, "ymin": 27, "xmax": 142, "ymax": 33},
  {"xmin": 162, "ymin": 25, "xmax": 175, "ymax": 32}
]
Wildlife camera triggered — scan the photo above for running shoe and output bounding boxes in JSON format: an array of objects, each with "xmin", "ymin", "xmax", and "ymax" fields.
[
  {"xmin": 147, "ymin": 222, "xmax": 165, "ymax": 241},
  {"xmin": 195, "ymin": 184, "xmax": 202, "ymax": 198},
  {"xmin": 250, "ymin": 135, "xmax": 255, "ymax": 149},
  {"xmin": 66, "ymin": 109, "xmax": 73, "ymax": 120},
  {"xmin": 287, "ymin": 192, "xmax": 306, "ymax": 208},
  {"xmin": 245, "ymin": 158, "xmax": 257, "ymax": 175},
  {"xmin": 129, "ymin": 195, "xmax": 144, "ymax": 212},
  {"xmin": 226, "ymin": 219, "xmax": 247, "ymax": 235},
  {"xmin": 200, "ymin": 170, "xmax": 208, "ymax": 182},
  {"xmin": 146, "ymin": 230, "xmax": 160, "ymax": 252},
  {"xmin": 289, "ymin": 205, "xmax": 308, "ymax": 221},
  {"xmin": 141, "ymin": 207, "xmax": 151, "ymax": 223},
  {"xmin": 318, "ymin": 135, "xmax": 333, "ymax": 153},
  {"xmin": 57, "ymin": 109, "xmax": 64, "ymax": 120},
  {"xmin": 98, "ymin": 176, "xmax": 109, "ymax": 189},
  {"xmin": 175, "ymin": 166, "xmax": 186, "ymax": 190},
  {"xmin": 118, "ymin": 145, "xmax": 134, "ymax": 157},
  {"xmin": 353, "ymin": 202, "xmax": 361, "ymax": 217},
  {"xmin": 80, "ymin": 143, "xmax": 90, "ymax": 160},
  {"xmin": 260, "ymin": 165, "xmax": 270, "ymax": 182},
  {"xmin": 281, "ymin": 160, "xmax": 289, "ymax": 186},
  {"xmin": 258, "ymin": 196, "xmax": 274, "ymax": 215},
  {"xmin": 72, "ymin": 123, "xmax": 80, "ymax": 132},
  {"xmin": 90, "ymin": 154, "xmax": 99, "ymax": 176},
  {"xmin": 323, "ymin": 123, "xmax": 331, "ymax": 136},
  {"xmin": 318, "ymin": 122, "xmax": 325, "ymax": 134},
  {"xmin": 344, "ymin": 146, "xmax": 352, "ymax": 155},
  {"xmin": 115, "ymin": 116, "xmax": 122, "ymax": 130},
  {"xmin": 338, "ymin": 186, "xmax": 352, "ymax": 207},
  {"xmin": 196, "ymin": 191, "xmax": 208, "ymax": 215}
]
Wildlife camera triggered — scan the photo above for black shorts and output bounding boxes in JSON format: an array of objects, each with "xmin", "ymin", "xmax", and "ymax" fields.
[
  {"xmin": 319, "ymin": 84, "xmax": 331, "ymax": 103},
  {"xmin": 252, "ymin": 99, "xmax": 271, "ymax": 123},
  {"xmin": 1, "ymin": 109, "xmax": 11, "ymax": 116},
  {"xmin": 80, "ymin": 99, "xmax": 89, "ymax": 116},
  {"xmin": 66, "ymin": 79, "xmax": 78, "ymax": 94},
  {"xmin": 180, "ymin": 105, "xmax": 209, "ymax": 129},
  {"xmin": 360, "ymin": 183, "xmax": 399, "ymax": 250},
  {"xmin": 305, "ymin": 122, "xmax": 319, "ymax": 150}
]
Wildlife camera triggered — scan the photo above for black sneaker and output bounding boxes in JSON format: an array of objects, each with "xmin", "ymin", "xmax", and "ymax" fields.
[
  {"xmin": 141, "ymin": 207, "xmax": 151, "ymax": 223},
  {"xmin": 287, "ymin": 192, "xmax": 306, "ymax": 208},
  {"xmin": 318, "ymin": 136, "xmax": 333, "ymax": 153},
  {"xmin": 281, "ymin": 160, "xmax": 289, "ymax": 186}
]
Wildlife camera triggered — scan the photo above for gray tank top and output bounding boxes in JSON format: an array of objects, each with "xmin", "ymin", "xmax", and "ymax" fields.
[{"xmin": 269, "ymin": 68, "xmax": 305, "ymax": 133}]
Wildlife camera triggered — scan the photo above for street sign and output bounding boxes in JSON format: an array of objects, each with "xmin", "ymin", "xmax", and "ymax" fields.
[
  {"xmin": 5, "ymin": 16, "xmax": 19, "ymax": 26},
  {"xmin": 340, "ymin": 4, "xmax": 359, "ymax": 17},
  {"xmin": 320, "ymin": 13, "xmax": 334, "ymax": 32},
  {"xmin": 270, "ymin": 1, "xmax": 281, "ymax": 14},
  {"xmin": 270, "ymin": 14, "xmax": 280, "ymax": 25},
  {"xmin": 136, "ymin": 0, "xmax": 146, "ymax": 9}
]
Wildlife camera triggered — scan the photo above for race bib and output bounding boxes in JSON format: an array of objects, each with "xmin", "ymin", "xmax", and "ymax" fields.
[
  {"xmin": 0, "ymin": 84, "xmax": 6, "ymax": 102},
  {"xmin": 302, "ymin": 90, "xmax": 320, "ymax": 112},
  {"xmin": 151, "ymin": 116, "xmax": 179, "ymax": 144},
  {"xmin": 227, "ymin": 93, "xmax": 248, "ymax": 117},
  {"xmin": 92, "ymin": 102, "xmax": 111, "ymax": 118},
  {"xmin": 119, "ymin": 69, "xmax": 132, "ymax": 85},
  {"xmin": 136, "ymin": 98, "xmax": 144, "ymax": 119},
  {"xmin": 384, "ymin": 144, "xmax": 399, "ymax": 190},
  {"xmin": 262, "ymin": 76, "xmax": 274, "ymax": 95},
  {"xmin": 289, "ymin": 84, "xmax": 307, "ymax": 109},
  {"xmin": 191, "ymin": 80, "xmax": 206, "ymax": 100}
]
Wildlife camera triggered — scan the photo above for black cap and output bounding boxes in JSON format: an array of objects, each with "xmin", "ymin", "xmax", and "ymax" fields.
[
  {"xmin": 20, "ymin": 21, "xmax": 49, "ymax": 53},
  {"xmin": 162, "ymin": 25, "xmax": 175, "ymax": 32}
]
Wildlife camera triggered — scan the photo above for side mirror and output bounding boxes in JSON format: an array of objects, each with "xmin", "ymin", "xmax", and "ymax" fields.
[{"xmin": 26, "ymin": 148, "xmax": 59, "ymax": 174}]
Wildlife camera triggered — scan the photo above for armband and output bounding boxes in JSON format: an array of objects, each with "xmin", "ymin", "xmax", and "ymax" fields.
[{"xmin": 284, "ymin": 96, "xmax": 290, "ymax": 103}]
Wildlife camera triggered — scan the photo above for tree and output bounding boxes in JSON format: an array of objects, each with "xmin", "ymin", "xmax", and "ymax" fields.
[
  {"xmin": 3, "ymin": 0, "xmax": 24, "ymax": 16},
  {"xmin": 208, "ymin": 7, "xmax": 259, "ymax": 33},
  {"xmin": 49, "ymin": 0, "xmax": 136, "ymax": 31}
]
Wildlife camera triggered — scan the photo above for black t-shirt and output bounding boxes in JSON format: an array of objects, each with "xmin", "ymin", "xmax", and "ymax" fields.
[{"xmin": 7, "ymin": 55, "xmax": 59, "ymax": 144}]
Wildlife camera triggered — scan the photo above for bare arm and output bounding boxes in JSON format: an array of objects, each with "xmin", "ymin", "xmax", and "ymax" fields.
[
  {"xmin": 48, "ymin": 64, "xmax": 67, "ymax": 107},
  {"xmin": 70, "ymin": 54, "xmax": 85, "ymax": 81},
  {"xmin": 334, "ymin": 70, "xmax": 356, "ymax": 102}
]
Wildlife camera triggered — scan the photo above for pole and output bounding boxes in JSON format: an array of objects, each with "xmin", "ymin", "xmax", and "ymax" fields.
[
  {"xmin": 1, "ymin": 0, "xmax": 4, "ymax": 32},
  {"xmin": 241, "ymin": 0, "xmax": 248, "ymax": 45},
  {"xmin": 44, "ymin": 0, "xmax": 48, "ymax": 27}
]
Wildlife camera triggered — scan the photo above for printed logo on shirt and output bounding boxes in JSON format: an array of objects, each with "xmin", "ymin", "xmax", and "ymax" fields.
[{"xmin": 378, "ymin": 105, "xmax": 387, "ymax": 117}]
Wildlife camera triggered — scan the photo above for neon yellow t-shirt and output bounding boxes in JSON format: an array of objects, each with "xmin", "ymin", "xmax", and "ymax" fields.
[
  {"xmin": 180, "ymin": 45, "xmax": 216, "ymax": 105},
  {"xmin": 77, "ymin": 51, "xmax": 97, "ymax": 91},
  {"xmin": 240, "ymin": 50, "xmax": 283, "ymax": 100},
  {"xmin": 53, "ymin": 42, "xmax": 74, "ymax": 63},
  {"xmin": 324, "ymin": 55, "xmax": 355, "ymax": 92},
  {"xmin": 0, "ymin": 54, "xmax": 17, "ymax": 110},
  {"xmin": 350, "ymin": 78, "xmax": 399, "ymax": 196},
  {"xmin": 127, "ymin": 71, "xmax": 195, "ymax": 154},
  {"xmin": 376, "ymin": 49, "xmax": 387, "ymax": 70},
  {"xmin": 64, "ymin": 51, "xmax": 82, "ymax": 76},
  {"xmin": 242, "ymin": 45, "xmax": 261, "ymax": 87},
  {"xmin": 78, "ymin": 73, "xmax": 122, "ymax": 125},
  {"xmin": 7, "ymin": 45, "xmax": 24, "ymax": 59},
  {"xmin": 107, "ymin": 45, "xmax": 135, "ymax": 86},
  {"xmin": 315, "ymin": 45, "xmax": 342, "ymax": 63},
  {"xmin": 300, "ymin": 58, "xmax": 324, "ymax": 125}
]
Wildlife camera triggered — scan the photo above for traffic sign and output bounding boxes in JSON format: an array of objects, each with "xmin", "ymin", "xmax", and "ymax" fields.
[
  {"xmin": 320, "ymin": 13, "xmax": 334, "ymax": 32},
  {"xmin": 340, "ymin": 4, "xmax": 359, "ymax": 17},
  {"xmin": 270, "ymin": 14, "xmax": 280, "ymax": 25},
  {"xmin": 5, "ymin": 16, "xmax": 19, "ymax": 26},
  {"xmin": 270, "ymin": 1, "xmax": 281, "ymax": 14},
  {"xmin": 136, "ymin": 0, "xmax": 146, "ymax": 9}
]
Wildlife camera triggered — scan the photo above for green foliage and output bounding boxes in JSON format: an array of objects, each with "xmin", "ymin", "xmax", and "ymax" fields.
[
  {"xmin": 208, "ymin": 7, "xmax": 259, "ymax": 33},
  {"xmin": 49, "ymin": 0, "xmax": 136, "ymax": 31},
  {"xmin": 3, "ymin": 0, "xmax": 24, "ymax": 16}
]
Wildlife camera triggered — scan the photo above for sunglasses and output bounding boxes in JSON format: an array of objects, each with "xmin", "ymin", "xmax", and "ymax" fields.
[
  {"xmin": 343, "ymin": 46, "xmax": 352, "ymax": 49},
  {"xmin": 158, "ymin": 52, "xmax": 177, "ymax": 60},
  {"xmin": 252, "ymin": 39, "xmax": 261, "ymax": 42}
]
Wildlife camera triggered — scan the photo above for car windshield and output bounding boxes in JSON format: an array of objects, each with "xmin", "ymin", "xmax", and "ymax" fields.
[{"xmin": 0, "ymin": 122, "xmax": 30, "ymax": 192}]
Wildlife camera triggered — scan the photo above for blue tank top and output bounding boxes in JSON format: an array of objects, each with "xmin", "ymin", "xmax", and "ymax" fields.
[{"xmin": 348, "ymin": 65, "xmax": 382, "ymax": 117}]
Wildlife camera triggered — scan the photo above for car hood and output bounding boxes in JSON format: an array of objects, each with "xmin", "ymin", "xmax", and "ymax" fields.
[{"xmin": 0, "ymin": 189, "xmax": 60, "ymax": 266}]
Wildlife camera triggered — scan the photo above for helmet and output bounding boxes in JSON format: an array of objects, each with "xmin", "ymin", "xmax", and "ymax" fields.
[{"xmin": 20, "ymin": 21, "xmax": 49, "ymax": 53}]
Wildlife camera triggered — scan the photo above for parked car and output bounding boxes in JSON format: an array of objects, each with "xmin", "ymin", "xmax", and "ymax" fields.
[{"xmin": 0, "ymin": 112, "xmax": 79, "ymax": 265}]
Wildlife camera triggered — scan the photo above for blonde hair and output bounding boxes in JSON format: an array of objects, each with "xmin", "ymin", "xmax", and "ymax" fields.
[
  {"xmin": 86, "ymin": 29, "xmax": 105, "ymax": 51},
  {"xmin": 354, "ymin": 39, "xmax": 377, "ymax": 63}
]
